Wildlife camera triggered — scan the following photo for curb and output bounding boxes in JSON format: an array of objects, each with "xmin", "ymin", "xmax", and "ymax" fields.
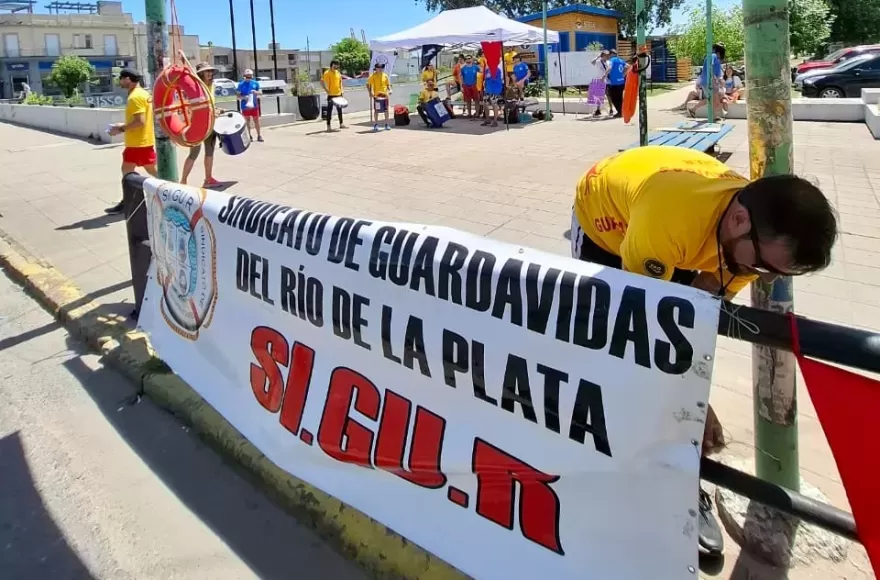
[{"xmin": 0, "ymin": 233, "xmax": 468, "ymax": 580}]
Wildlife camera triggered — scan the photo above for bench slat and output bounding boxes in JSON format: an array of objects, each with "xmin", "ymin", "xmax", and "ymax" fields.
[{"xmin": 619, "ymin": 123, "xmax": 734, "ymax": 152}]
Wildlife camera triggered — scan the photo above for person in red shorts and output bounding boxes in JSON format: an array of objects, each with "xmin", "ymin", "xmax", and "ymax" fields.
[
  {"xmin": 459, "ymin": 54, "xmax": 481, "ymax": 119},
  {"xmin": 105, "ymin": 68, "xmax": 157, "ymax": 215},
  {"xmin": 237, "ymin": 68, "xmax": 264, "ymax": 142}
]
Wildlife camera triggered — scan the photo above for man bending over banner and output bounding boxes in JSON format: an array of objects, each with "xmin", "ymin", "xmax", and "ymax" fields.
[{"xmin": 569, "ymin": 145, "xmax": 838, "ymax": 559}]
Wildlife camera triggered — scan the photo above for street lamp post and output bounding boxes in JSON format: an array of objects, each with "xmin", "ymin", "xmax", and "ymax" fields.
[{"xmin": 542, "ymin": 0, "xmax": 550, "ymax": 120}]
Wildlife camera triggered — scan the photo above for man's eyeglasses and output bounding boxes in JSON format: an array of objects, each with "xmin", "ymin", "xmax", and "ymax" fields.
[{"xmin": 742, "ymin": 204, "xmax": 796, "ymax": 276}]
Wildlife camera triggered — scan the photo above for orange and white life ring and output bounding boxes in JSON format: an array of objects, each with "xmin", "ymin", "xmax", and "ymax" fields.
[{"xmin": 152, "ymin": 64, "xmax": 214, "ymax": 147}]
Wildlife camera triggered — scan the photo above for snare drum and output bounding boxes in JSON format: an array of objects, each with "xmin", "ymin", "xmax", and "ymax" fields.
[
  {"xmin": 331, "ymin": 96, "xmax": 349, "ymax": 108},
  {"xmin": 214, "ymin": 112, "xmax": 251, "ymax": 156},
  {"xmin": 373, "ymin": 97, "xmax": 388, "ymax": 113}
]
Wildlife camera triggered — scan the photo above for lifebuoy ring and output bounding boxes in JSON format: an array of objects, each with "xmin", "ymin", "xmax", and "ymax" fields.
[{"xmin": 152, "ymin": 64, "xmax": 214, "ymax": 147}]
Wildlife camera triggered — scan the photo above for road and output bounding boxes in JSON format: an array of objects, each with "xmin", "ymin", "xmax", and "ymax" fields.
[{"xmin": 0, "ymin": 271, "xmax": 368, "ymax": 580}]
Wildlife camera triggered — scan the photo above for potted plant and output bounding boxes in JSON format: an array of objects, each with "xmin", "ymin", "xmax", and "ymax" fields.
[{"xmin": 292, "ymin": 71, "xmax": 320, "ymax": 120}]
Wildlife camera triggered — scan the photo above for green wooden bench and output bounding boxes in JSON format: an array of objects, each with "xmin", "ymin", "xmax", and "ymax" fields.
[{"xmin": 620, "ymin": 121, "xmax": 734, "ymax": 155}]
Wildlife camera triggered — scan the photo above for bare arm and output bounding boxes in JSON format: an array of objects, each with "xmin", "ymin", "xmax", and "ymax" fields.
[{"xmin": 110, "ymin": 112, "xmax": 145, "ymax": 135}]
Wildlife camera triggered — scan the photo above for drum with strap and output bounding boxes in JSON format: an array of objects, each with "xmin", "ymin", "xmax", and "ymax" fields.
[
  {"xmin": 153, "ymin": 64, "xmax": 214, "ymax": 147},
  {"xmin": 214, "ymin": 111, "xmax": 251, "ymax": 156}
]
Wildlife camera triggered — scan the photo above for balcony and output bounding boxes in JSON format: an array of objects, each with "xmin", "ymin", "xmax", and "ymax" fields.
[{"xmin": 1, "ymin": 47, "xmax": 130, "ymax": 58}]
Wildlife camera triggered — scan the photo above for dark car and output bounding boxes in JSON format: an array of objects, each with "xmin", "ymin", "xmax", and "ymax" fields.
[
  {"xmin": 800, "ymin": 53, "xmax": 880, "ymax": 98},
  {"xmin": 792, "ymin": 44, "xmax": 880, "ymax": 81}
]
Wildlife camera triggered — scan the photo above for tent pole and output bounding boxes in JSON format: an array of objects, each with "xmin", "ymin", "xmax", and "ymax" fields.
[
  {"xmin": 542, "ymin": 0, "xmax": 550, "ymax": 120},
  {"xmin": 706, "ymin": 0, "xmax": 714, "ymax": 123}
]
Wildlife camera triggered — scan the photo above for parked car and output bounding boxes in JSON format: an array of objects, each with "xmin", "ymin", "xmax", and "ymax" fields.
[
  {"xmin": 792, "ymin": 44, "xmax": 880, "ymax": 80},
  {"xmin": 800, "ymin": 53, "xmax": 880, "ymax": 98},
  {"xmin": 794, "ymin": 53, "xmax": 874, "ymax": 90},
  {"xmin": 213, "ymin": 78, "xmax": 237, "ymax": 97},
  {"xmin": 257, "ymin": 76, "xmax": 289, "ymax": 94}
]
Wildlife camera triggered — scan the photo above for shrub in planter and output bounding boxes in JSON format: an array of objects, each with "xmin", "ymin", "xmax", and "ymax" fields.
[{"xmin": 291, "ymin": 71, "xmax": 320, "ymax": 121}]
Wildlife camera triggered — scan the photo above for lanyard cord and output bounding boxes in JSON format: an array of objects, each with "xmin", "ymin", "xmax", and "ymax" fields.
[{"xmin": 715, "ymin": 194, "xmax": 740, "ymax": 298}]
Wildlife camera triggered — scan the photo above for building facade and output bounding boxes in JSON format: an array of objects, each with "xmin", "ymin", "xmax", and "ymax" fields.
[
  {"xmin": 134, "ymin": 23, "xmax": 199, "ymax": 88},
  {"xmin": 200, "ymin": 43, "xmax": 301, "ymax": 82},
  {"xmin": 517, "ymin": 4, "xmax": 620, "ymax": 64}
]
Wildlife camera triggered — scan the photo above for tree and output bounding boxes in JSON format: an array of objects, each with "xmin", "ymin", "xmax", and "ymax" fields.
[
  {"xmin": 45, "ymin": 55, "xmax": 95, "ymax": 98},
  {"xmin": 789, "ymin": 0, "xmax": 833, "ymax": 56},
  {"xmin": 826, "ymin": 0, "xmax": 880, "ymax": 45},
  {"xmin": 668, "ymin": 4, "xmax": 745, "ymax": 65},
  {"xmin": 331, "ymin": 37, "xmax": 370, "ymax": 76},
  {"xmin": 415, "ymin": 0, "xmax": 688, "ymax": 37}
]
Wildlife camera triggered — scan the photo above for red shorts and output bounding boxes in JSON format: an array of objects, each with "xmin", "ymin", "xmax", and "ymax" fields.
[
  {"xmin": 122, "ymin": 146, "xmax": 157, "ymax": 167},
  {"xmin": 462, "ymin": 85, "xmax": 479, "ymax": 101},
  {"xmin": 242, "ymin": 104, "xmax": 261, "ymax": 118}
]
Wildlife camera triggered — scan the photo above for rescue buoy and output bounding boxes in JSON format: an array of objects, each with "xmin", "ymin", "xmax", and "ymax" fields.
[{"xmin": 153, "ymin": 64, "xmax": 214, "ymax": 147}]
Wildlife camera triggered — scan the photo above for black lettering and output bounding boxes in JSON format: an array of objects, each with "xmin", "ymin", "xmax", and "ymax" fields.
[
  {"xmin": 345, "ymin": 220, "xmax": 369, "ymax": 271},
  {"xmin": 410, "ymin": 236, "xmax": 438, "ymax": 296},
  {"xmin": 230, "ymin": 198, "xmax": 256, "ymax": 229},
  {"xmin": 258, "ymin": 253, "xmax": 273, "ymax": 305},
  {"xmin": 332, "ymin": 286, "xmax": 352, "ymax": 339},
  {"xmin": 569, "ymin": 379, "xmax": 611, "ymax": 457},
  {"xmin": 438, "ymin": 242, "xmax": 468, "ymax": 304},
  {"xmin": 609, "ymin": 286, "xmax": 651, "ymax": 369},
  {"xmin": 352, "ymin": 294, "xmax": 370, "ymax": 350},
  {"xmin": 381, "ymin": 305, "xmax": 401, "ymax": 364},
  {"xmin": 327, "ymin": 218, "xmax": 354, "ymax": 264},
  {"xmin": 264, "ymin": 205, "xmax": 289, "ymax": 242},
  {"xmin": 442, "ymin": 329, "xmax": 467, "ymax": 388},
  {"xmin": 554, "ymin": 272, "xmax": 577, "ymax": 342},
  {"xmin": 402, "ymin": 316, "xmax": 430, "ymax": 377},
  {"xmin": 293, "ymin": 211, "xmax": 313, "ymax": 251},
  {"xmin": 655, "ymin": 297, "xmax": 695, "ymax": 374},
  {"xmin": 465, "ymin": 250, "xmax": 495, "ymax": 312},
  {"xmin": 500, "ymin": 355, "xmax": 537, "ymax": 423},
  {"xmin": 305, "ymin": 277, "xmax": 323, "ymax": 327},
  {"xmin": 277, "ymin": 209, "xmax": 302, "ymax": 247},
  {"xmin": 235, "ymin": 247, "xmax": 248, "ymax": 292},
  {"xmin": 369, "ymin": 226, "xmax": 396, "ymax": 280},
  {"xmin": 389, "ymin": 230, "xmax": 418, "ymax": 287},
  {"xmin": 280, "ymin": 265, "xmax": 296, "ymax": 315},
  {"xmin": 306, "ymin": 214, "xmax": 331, "ymax": 256},
  {"xmin": 218, "ymin": 195, "xmax": 236, "ymax": 223},
  {"xmin": 537, "ymin": 364, "xmax": 567, "ymax": 434},
  {"xmin": 572, "ymin": 276, "xmax": 610, "ymax": 349},
  {"xmin": 470, "ymin": 339, "xmax": 495, "ymax": 406},
  {"xmin": 526, "ymin": 264, "xmax": 560, "ymax": 335},
  {"xmin": 491, "ymin": 259, "xmax": 523, "ymax": 325},
  {"xmin": 245, "ymin": 201, "xmax": 269, "ymax": 234}
]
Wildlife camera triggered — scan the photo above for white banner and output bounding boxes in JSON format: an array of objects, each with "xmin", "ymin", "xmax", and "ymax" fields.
[
  {"xmin": 138, "ymin": 180, "xmax": 721, "ymax": 580},
  {"xmin": 369, "ymin": 50, "xmax": 398, "ymax": 76},
  {"xmin": 548, "ymin": 51, "xmax": 603, "ymax": 87}
]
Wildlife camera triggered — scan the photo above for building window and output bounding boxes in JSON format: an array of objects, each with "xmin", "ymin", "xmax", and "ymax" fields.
[
  {"xmin": 40, "ymin": 72, "xmax": 63, "ymax": 97},
  {"xmin": 73, "ymin": 34, "xmax": 93, "ymax": 49},
  {"xmin": 3, "ymin": 33, "xmax": 20, "ymax": 58},
  {"xmin": 214, "ymin": 55, "xmax": 229, "ymax": 65},
  {"xmin": 92, "ymin": 72, "xmax": 114, "ymax": 93},
  {"xmin": 45, "ymin": 34, "xmax": 61, "ymax": 57},
  {"xmin": 103, "ymin": 35, "xmax": 117, "ymax": 56},
  {"xmin": 287, "ymin": 53, "xmax": 296, "ymax": 62}
]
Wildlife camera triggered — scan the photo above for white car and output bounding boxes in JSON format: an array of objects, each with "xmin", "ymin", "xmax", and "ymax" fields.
[{"xmin": 212, "ymin": 78, "xmax": 237, "ymax": 96}]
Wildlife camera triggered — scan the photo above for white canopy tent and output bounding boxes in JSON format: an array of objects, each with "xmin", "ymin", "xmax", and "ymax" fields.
[{"xmin": 369, "ymin": 6, "xmax": 559, "ymax": 51}]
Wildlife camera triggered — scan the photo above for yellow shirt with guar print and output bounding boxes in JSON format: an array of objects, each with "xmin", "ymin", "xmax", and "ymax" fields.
[{"xmin": 573, "ymin": 145, "xmax": 758, "ymax": 295}]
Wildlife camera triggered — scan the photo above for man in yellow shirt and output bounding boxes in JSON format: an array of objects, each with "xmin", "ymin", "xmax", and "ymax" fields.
[
  {"xmin": 570, "ymin": 145, "xmax": 837, "ymax": 558},
  {"xmin": 415, "ymin": 79, "xmax": 441, "ymax": 128},
  {"xmin": 105, "ymin": 68, "xmax": 156, "ymax": 214},
  {"xmin": 181, "ymin": 62, "xmax": 225, "ymax": 187},
  {"xmin": 504, "ymin": 48, "xmax": 516, "ymax": 74},
  {"xmin": 421, "ymin": 62, "xmax": 438, "ymax": 87},
  {"xmin": 320, "ymin": 60, "xmax": 346, "ymax": 132},
  {"xmin": 367, "ymin": 62, "xmax": 392, "ymax": 132}
]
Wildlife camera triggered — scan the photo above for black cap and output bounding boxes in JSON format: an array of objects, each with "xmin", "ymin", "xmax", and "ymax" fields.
[{"xmin": 119, "ymin": 68, "xmax": 142, "ymax": 83}]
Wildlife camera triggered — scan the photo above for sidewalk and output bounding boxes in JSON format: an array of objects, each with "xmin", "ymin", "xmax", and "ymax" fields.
[{"xmin": 0, "ymin": 112, "xmax": 878, "ymax": 579}]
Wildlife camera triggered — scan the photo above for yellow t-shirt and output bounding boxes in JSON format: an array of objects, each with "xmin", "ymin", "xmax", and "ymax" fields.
[
  {"xmin": 504, "ymin": 51, "xmax": 516, "ymax": 73},
  {"xmin": 322, "ymin": 69, "xmax": 343, "ymax": 95},
  {"xmin": 421, "ymin": 68, "xmax": 437, "ymax": 85},
  {"xmin": 124, "ymin": 86, "xmax": 155, "ymax": 148},
  {"xmin": 418, "ymin": 88, "xmax": 439, "ymax": 103},
  {"xmin": 476, "ymin": 70, "xmax": 484, "ymax": 91},
  {"xmin": 478, "ymin": 56, "xmax": 487, "ymax": 69},
  {"xmin": 367, "ymin": 72, "xmax": 390, "ymax": 97},
  {"xmin": 573, "ymin": 146, "xmax": 757, "ymax": 295}
]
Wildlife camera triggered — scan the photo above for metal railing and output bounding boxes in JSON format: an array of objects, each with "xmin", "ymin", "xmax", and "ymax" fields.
[{"xmin": 121, "ymin": 172, "xmax": 880, "ymax": 547}]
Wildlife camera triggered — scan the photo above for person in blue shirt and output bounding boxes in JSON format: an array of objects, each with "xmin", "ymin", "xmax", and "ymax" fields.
[
  {"xmin": 699, "ymin": 43, "xmax": 726, "ymax": 121},
  {"xmin": 603, "ymin": 49, "xmax": 628, "ymax": 119},
  {"xmin": 481, "ymin": 63, "xmax": 503, "ymax": 127},
  {"xmin": 512, "ymin": 55, "xmax": 530, "ymax": 99},
  {"xmin": 237, "ymin": 69, "xmax": 263, "ymax": 142},
  {"xmin": 460, "ymin": 54, "xmax": 481, "ymax": 119}
]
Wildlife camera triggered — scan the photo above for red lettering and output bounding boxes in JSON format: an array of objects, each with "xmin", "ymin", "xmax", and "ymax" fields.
[
  {"xmin": 374, "ymin": 390, "xmax": 447, "ymax": 489},
  {"xmin": 249, "ymin": 326, "xmax": 289, "ymax": 412},
  {"xmin": 317, "ymin": 367, "xmax": 380, "ymax": 467},
  {"xmin": 279, "ymin": 342, "xmax": 316, "ymax": 436},
  {"xmin": 472, "ymin": 438, "xmax": 564, "ymax": 555}
]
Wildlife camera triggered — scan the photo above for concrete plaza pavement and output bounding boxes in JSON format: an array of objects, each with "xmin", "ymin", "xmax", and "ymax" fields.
[{"xmin": 1, "ymin": 91, "xmax": 879, "ymax": 578}]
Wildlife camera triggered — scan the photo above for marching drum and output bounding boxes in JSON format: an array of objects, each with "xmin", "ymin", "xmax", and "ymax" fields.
[
  {"xmin": 332, "ymin": 96, "xmax": 349, "ymax": 108},
  {"xmin": 215, "ymin": 112, "xmax": 251, "ymax": 156}
]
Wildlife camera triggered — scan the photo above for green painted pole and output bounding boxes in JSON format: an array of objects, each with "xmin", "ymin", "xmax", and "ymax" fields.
[
  {"xmin": 543, "ymin": 0, "xmax": 551, "ymax": 120},
  {"xmin": 743, "ymin": 0, "xmax": 799, "ymax": 492},
  {"xmin": 636, "ymin": 0, "xmax": 647, "ymax": 145},
  {"xmin": 145, "ymin": 0, "xmax": 178, "ymax": 181},
  {"xmin": 706, "ymin": 0, "xmax": 714, "ymax": 123}
]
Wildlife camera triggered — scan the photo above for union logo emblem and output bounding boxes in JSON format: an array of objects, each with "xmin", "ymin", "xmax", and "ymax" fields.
[{"xmin": 147, "ymin": 182, "xmax": 218, "ymax": 341}]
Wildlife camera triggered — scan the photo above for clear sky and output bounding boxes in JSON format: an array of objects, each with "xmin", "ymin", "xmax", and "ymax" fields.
[{"xmin": 119, "ymin": 0, "xmax": 740, "ymax": 51}]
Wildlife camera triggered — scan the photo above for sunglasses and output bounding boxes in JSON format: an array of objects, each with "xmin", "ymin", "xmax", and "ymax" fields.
[{"xmin": 741, "ymin": 204, "xmax": 797, "ymax": 276}]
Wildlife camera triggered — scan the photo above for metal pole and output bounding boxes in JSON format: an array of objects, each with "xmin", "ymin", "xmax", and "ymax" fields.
[
  {"xmin": 306, "ymin": 37, "xmax": 311, "ymax": 78},
  {"xmin": 249, "ymin": 0, "xmax": 258, "ymax": 76},
  {"xmin": 743, "ymin": 0, "xmax": 799, "ymax": 492},
  {"xmin": 145, "ymin": 0, "xmax": 177, "ymax": 181},
  {"xmin": 636, "ymin": 0, "xmax": 648, "ymax": 145},
  {"xmin": 706, "ymin": 0, "xmax": 714, "ymax": 123},
  {"xmin": 542, "ymin": 0, "xmax": 550, "ymax": 120},
  {"xmin": 269, "ymin": 0, "xmax": 280, "ymax": 110},
  {"xmin": 229, "ymin": 0, "xmax": 239, "ymax": 111}
]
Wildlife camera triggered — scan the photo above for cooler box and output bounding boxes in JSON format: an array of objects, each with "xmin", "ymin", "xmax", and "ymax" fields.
[{"xmin": 424, "ymin": 97, "xmax": 451, "ymax": 127}]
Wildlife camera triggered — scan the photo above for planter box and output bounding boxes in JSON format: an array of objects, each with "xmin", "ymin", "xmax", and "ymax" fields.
[
  {"xmin": 693, "ymin": 98, "xmax": 864, "ymax": 122},
  {"xmin": 0, "ymin": 102, "xmax": 124, "ymax": 143}
]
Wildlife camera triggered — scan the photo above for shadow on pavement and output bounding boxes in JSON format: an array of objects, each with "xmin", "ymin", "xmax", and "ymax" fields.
[
  {"xmin": 0, "ymin": 432, "xmax": 96, "ymax": 579},
  {"xmin": 58, "ymin": 336, "xmax": 364, "ymax": 580},
  {"xmin": 56, "ymin": 214, "xmax": 123, "ymax": 231}
]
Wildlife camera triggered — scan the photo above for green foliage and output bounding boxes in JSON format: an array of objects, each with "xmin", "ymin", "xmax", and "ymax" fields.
[
  {"xmin": 291, "ymin": 71, "xmax": 316, "ymax": 96},
  {"xmin": 586, "ymin": 41, "xmax": 605, "ymax": 51},
  {"xmin": 331, "ymin": 37, "xmax": 370, "ymax": 77},
  {"xmin": 23, "ymin": 93, "xmax": 53, "ymax": 105},
  {"xmin": 790, "ymin": 0, "xmax": 834, "ymax": 56},
  {"xmin": 415, "ymin": 0, "xmax": 687, "ymax": 37},
  {"xmin": 45, "ymin": 55, "xmax": 95, "ymax": 99},
  {"xmin": 668, "ymin": 4, "xmax": 744, "ymax": 64},
  {"xmin": 827, "ymin": 0, "xmax": 880, "ymax": 45},
  {"xmin": 524, "ymin": 78, "xmax": 545, "ymax": 98}
]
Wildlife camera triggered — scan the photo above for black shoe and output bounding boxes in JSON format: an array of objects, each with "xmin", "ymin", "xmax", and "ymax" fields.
[
  {"xmin": 105, "ymin": 201, "xmax": 125, "ymax": 215},
  {"xmin": 698, "ymin": 488, "xmax": 724, "ymax": 557},
  {"xmin": 593, "ymin": 110, "xmax": 602, "ymax": 117},
  {"xmin": 613, "ymin": 113, "xmax": 623, "ymax": 119}
]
